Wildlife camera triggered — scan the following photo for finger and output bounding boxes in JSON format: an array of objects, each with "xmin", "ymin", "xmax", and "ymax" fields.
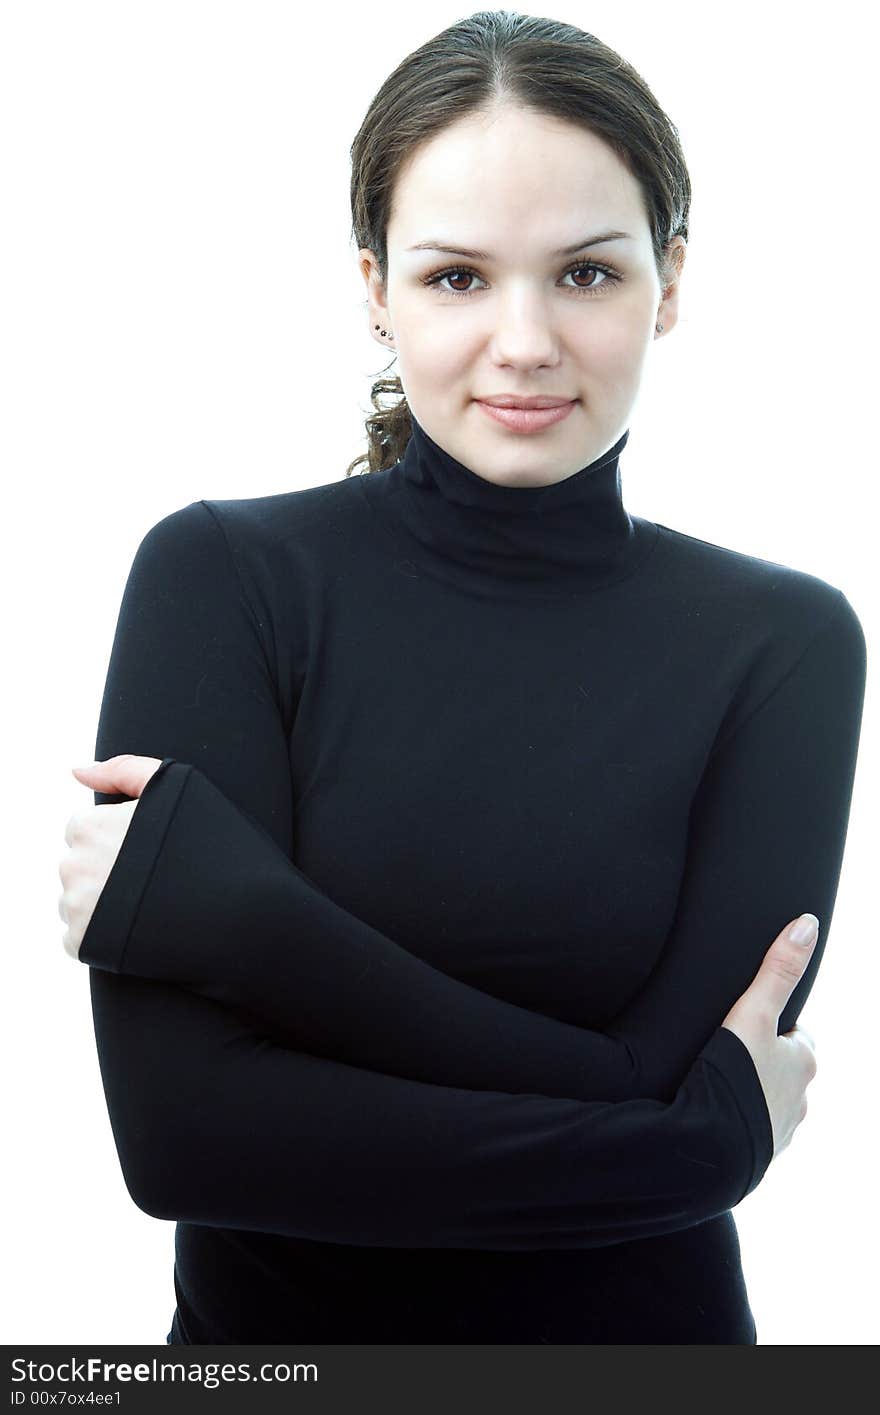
[
  {"xmin": 751, "ymin": 914, "xmax": 820, "ymax": 1020},
  {"xmin": 70, "ymin": 754, "xmax": 164, "ymax": 800}
]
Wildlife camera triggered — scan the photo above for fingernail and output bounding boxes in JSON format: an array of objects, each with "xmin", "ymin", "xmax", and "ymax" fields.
[{"xmin": 788, "ymin": 913, "xmax": 819, "ymax": 946}]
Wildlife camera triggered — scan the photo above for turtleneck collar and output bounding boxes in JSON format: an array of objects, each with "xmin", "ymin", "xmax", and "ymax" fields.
[{"xmin": 356, "ymin": 413, "xmax": 659, "ymax": 601}]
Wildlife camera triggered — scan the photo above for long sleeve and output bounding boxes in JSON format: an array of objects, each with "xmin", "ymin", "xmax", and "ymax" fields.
[
  {"xmin": 81, "ymin": 502, "xmax": 865, "ymax": 1106},
  {"xmin": 605, "ymin": 585, "xmax": 866, "ymax": 1097},
  {"xmin": 79, "ymin": 499, "xmax": 776, "ymax": 1246},
  {"xmin": 88, "ymin": 962, "xmax": 763, "ymax": 1249},
  {"xmin": 79, "ymin": 500, "xmax": 643, "ymax": 1101},
  {"xmin": 84, "ymin": 757, "xmax": 635, "ymax": 1099}
]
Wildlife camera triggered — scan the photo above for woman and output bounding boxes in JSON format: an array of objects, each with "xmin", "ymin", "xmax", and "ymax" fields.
[{"xmin": 62, "ymin": 12, "xmax": 865, "ymax": 1343}]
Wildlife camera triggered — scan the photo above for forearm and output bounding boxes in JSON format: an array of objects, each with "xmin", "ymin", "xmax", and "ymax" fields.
[
  {"xmin": 81, "ymin": 502, "xmax": 865, "ymax": 1137},
  {"xmin": 88, "ymin": 965, "xmax": 771, "ymax": 1249},
  {"xmin": 81, "ymin": 758, "xmax": 641, "ymax": 1104}
]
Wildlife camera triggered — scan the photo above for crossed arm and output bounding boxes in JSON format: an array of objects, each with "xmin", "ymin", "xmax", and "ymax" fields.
[{"xmin": 79, "ymin": 499, "xmax": 865, "ymax": 1248}]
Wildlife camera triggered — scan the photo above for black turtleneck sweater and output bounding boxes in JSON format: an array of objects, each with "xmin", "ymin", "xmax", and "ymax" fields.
[{"xmin": 79, "ymin": 415, "xmax": 865, "ymax": 1344}]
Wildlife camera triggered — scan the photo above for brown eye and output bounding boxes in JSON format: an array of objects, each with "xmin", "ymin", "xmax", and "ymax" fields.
[
  {"xmin": 569, "ymin": 265, "xmax": 604, "ymax": 290},
  {"xmin": 422, "ymin": 258, "xmax": 622, "ymax": 300},
  {"xmin": 445, "ymin": 271, "xmax": 476, "ymax": 293},
  {"xmin": 424, "ymin": 268, "xmax": 486, "ymax": 296}
]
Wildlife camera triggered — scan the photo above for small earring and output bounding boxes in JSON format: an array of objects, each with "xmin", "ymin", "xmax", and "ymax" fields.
[
  {"xmin": 656, "ymin": 321, "xmax": 664, "ymax": 333},
  {"xmin": 374, "ymin": 324, "xmax": 393, "ymax": 339}
]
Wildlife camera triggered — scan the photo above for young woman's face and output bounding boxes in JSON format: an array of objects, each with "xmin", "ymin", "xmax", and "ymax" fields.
[{"xmin": 359, "ymin": 104, "xmax": 686, "ymax": 488}]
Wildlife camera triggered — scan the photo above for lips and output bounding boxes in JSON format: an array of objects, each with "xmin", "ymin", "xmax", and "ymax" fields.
[
  {"xmin": 477, "ymin": 396, "xmax": 575, "ymax": 410},
  {"xmin": 477, "ymin": 400, "xmax": 577, "ymax": 433}
]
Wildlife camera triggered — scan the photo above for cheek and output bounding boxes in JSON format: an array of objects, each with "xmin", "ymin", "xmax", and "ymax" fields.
[
  {"xmin": 574, "ymin": 312, "xmax": 649, "ymax": 370},
  {"xmin": 396, "ymin": 325, "xmax": 473, "ymax": 387}
]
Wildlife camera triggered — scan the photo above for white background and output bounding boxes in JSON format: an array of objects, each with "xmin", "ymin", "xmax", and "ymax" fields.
[{"xmin": 1, "ymin": 0, "xmax": 875, "ymax": 1346}]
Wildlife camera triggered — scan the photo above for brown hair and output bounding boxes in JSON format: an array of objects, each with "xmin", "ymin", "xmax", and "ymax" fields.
[{"xmin": 345, "ymin": 9, "xmax": 691, "ymax": 478}]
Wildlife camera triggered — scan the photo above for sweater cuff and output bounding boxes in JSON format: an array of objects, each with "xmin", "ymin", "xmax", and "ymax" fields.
[
  {"xmin": 699, "ymin": 1025, "xmax": 774, "ymax": 1198},
  {"xmin": 78, "ymin": 758, "xmax": 193, "ymax": 974}
]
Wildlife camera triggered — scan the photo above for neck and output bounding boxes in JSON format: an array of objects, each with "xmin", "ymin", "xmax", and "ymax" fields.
[{"xmin": 357, "ymin": 413, "xmax": 659, "ymax": 601}]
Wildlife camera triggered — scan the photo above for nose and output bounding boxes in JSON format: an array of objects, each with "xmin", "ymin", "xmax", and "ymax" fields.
[{"xmin": 489, "ymin": 298, "xmax": 560, "ymax": 365}]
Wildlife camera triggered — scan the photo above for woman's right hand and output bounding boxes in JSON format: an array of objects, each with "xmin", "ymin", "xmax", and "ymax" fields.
[{"xmin": 721, "ymin": 914, "xmax": 820, "ymax": 1160}]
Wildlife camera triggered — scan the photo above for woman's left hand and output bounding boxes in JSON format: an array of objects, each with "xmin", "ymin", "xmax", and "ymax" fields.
[{"xmin": 58, "ymin": 755, "xmax": 165, "ymax": 961}]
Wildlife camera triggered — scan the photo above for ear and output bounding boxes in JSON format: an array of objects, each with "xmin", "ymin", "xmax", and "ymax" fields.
[
  {"xmin": 656, "ymin": 237, "xmax": 687, "ymax": 336},
  {"xmin": 357, "ymin": 249, "xmax": 392, "ymax": 347}
]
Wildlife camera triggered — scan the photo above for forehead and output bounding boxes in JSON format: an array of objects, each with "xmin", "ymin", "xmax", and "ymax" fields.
[{"xmin": 389, "ymin": 108, "xmax": 648, "ymax": 246}]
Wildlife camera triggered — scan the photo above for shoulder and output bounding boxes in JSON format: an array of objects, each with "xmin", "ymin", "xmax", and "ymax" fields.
[
  {"xmin": 135, "ymin": 475, "xmax": 366, "ymax": 584},
  {"xmin": 653, "ymin": 520, "xmax": 862, "ymax": 645},
  {"xmin": 142, "ymin": 475, "xmax": 361, "ymax": 553},
  {"xmin": 202, "ymin": 476, "xmax": 364, "ymax": 546},
  {"xmin": 653, "ymin": 523, "xmax": 865, "ymax": 747},
  {"xmin": 142, "ymin": 470, "xmax": 360, "ymax": 535}
]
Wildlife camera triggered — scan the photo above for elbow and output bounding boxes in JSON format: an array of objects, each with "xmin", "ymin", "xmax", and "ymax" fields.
[
  {"xmin": 123, "ymin": 1171, "xmax": 179, "ymax": 1223},
  {"xmin": 102, "ymin": 1078, "xmax": 196, "ymax": 1221},
  {"xmin": 606, "ymin": 1031, "xmax": 680, "ymax": 1104},
  {"xmin": 603, "ymin": 1030, "xmax": 648, "ymax": 1099},
  {"xmin": 87, "ymin": 970, "xmax": 212, "ymax": 1225},
  {"xmin": 114, "ymin": 1125, "xmax": 186, "ymax": 1222}
]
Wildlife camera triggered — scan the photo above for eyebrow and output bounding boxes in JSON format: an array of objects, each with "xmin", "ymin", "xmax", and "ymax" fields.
[{"xmin": 406, "ymin": 231, "xmax": 634, "ymax": 259}]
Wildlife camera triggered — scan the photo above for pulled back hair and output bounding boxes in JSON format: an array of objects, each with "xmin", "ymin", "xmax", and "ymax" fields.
[{"xmin": 345, "ymin": 9, "xmax": 691, "ymax": 478}]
